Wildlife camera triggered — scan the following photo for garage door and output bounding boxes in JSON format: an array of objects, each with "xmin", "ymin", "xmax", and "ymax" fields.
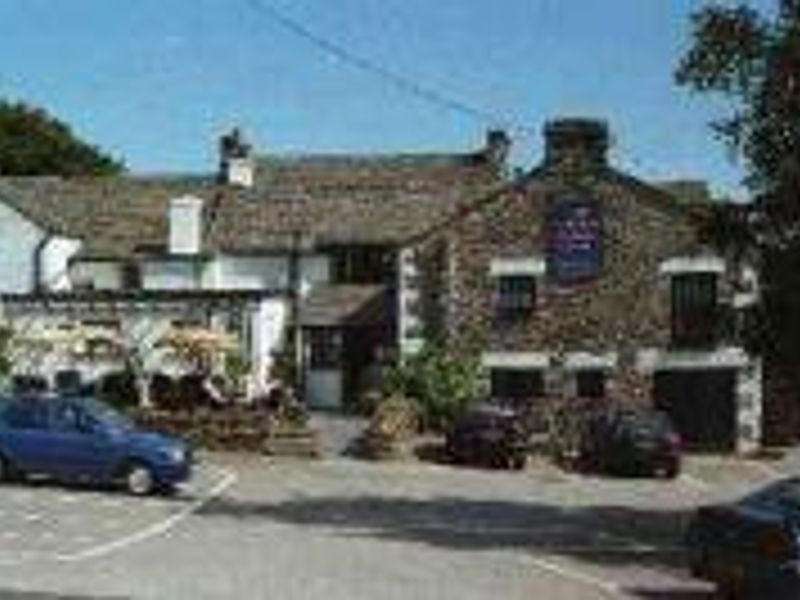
[{"xmin": 653, "ymin": 370, "xmax": 737, "ymax": 452}]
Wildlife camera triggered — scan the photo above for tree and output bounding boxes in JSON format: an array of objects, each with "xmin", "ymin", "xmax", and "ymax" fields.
[
  {"xmin": 676, "ymin": 2, "xmax": 800, "ymax": 380},
  {"xmin": 0, "ymin": 99, "xmax": 123, "ymax": 176}
]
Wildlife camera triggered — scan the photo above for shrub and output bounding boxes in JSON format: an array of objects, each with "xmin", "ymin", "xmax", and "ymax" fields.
[
  {"xmin": 224, "ymin": 348, "xmax": 250, "ymax": 396},
  {"xmin": 357, "ymin": 395, "xmax": 420, "ymax": 460},
  {"xmin": 382, "ymin": 344, "xmax": 483, "ymax": 431}
]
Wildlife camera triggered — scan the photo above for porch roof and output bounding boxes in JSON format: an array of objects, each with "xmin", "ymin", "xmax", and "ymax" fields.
[{"xmin": 299, "ymin": 284, "xmax": 387, "ymax": 327}]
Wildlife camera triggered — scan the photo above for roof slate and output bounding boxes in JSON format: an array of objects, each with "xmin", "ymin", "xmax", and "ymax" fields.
[{"xmin": 0, "ymin": 150, "xmax": 501, "ymax": 258}]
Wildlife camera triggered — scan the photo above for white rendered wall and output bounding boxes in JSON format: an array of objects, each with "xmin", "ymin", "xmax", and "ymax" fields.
[
  {"xmin": 0, "ymin": 202, "xmax": 45, "ymax": 294},
  {"xmin": 142, "ymin": 261, "xmax": 200, "ymax": 290},
  {"xmin": 214, "ymin": 254, "xmax": 330, "ymax": 293},
  {"xmin": 249, "ymin": 299, "xmax": 289, "ymax": 393},
  {"xmin": 70, "ymin": 261, "xmax": 124, "ymax": 291},
  {"xmin": 216, "ymin": 256, "xmax": 288, "ymax": 290},
  {"xmin": 41, "ymin": 236, "xmax": 82, "ymax": 291}
]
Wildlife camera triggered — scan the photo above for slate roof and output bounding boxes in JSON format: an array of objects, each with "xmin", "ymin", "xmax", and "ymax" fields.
[
  {"xmin": 0, "ymin": 149, "xmax": 502, "ymax": 259},
  {"xmin": 299, "ymin": 284, "xmax": 387, "ymax": 327},
  {"xmin": 0, "ymin": 175, "xmax": 216, "ymax": 259}
]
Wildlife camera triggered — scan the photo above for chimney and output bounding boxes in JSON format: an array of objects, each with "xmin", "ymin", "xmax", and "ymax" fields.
[
  {"xmin": 484, "ymin": 129, "xmax": 511, "ymax": 169},
  {"xmin": 219, "ymin": 127, "xmax": 254, "ymax": 188},
  {"xmin": 169, "ymin": 195, "xmax": 204, "ymax": 255},
  {"xmin": 543, "ymin": 118, "xmax": 609, "ymax": 169}
]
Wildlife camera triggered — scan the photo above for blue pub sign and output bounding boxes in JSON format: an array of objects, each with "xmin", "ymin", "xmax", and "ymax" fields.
[{"xmin": 546, "ymin": 197, "xmax": 603, "ymax": 284}]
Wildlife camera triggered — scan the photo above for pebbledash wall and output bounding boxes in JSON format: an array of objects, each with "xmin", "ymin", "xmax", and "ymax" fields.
[{"xmin": 405, "ymin": 119, "xmax": 763, "ymax": 454}]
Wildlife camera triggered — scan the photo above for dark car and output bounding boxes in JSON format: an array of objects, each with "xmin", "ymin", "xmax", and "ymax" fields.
[
  {"xmin": 0, "ymin": 394, "xmax": 192, "ymax": 495},
  {"xmin": 445, "ymin": 404, "xmax": 528, "ymax": 470},
  {"xmin": 579, "ymin": 408, "xmax": 681, "ymax": 478},
  {"xmin": 686, "ymin": 478, "xmax": 800, "ymax": 599}
]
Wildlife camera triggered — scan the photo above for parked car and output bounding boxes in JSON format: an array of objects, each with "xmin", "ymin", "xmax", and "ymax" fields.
[
  {"xmin": 445, "ymin": 404, "xmax": 528, "ymax": 470},
  {"xmin": 0, "ymin": 394, "xmax": 192, "ymax": 495},
  {"xmin": 578, "ymin": 408, "xmax": 681, "ymax": 478},
  {"xmin": 686, "ymin": 478, "xmax": 800, "ymax": 599}
]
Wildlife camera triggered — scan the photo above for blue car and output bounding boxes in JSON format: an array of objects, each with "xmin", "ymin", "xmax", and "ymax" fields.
[
  {"xmin": 686, "ymin": 477, "xmax": 800, "ymax": 599},
  {"xmin": 0, "ymin": 394, "xmax": 192, "ymax": 495}
]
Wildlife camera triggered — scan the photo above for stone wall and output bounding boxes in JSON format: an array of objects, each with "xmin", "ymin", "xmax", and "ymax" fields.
[
  {"xmin": 409, "ymin": 119, "xmax": 763, "ymax": 451},
  {"xmin": 436, "ymin": 169, "xmax": 738, "ymax": 401}
]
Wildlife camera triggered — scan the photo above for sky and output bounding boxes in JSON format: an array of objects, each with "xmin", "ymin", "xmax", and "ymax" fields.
[{"xmin": 0, "ymin": 0, "xmax": 773, "ymax": 198}]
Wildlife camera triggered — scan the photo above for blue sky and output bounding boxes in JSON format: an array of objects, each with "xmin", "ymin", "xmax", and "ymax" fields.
[{"xmin": 0, "ymin": 0, "xmax": 771, "ymax": 197}]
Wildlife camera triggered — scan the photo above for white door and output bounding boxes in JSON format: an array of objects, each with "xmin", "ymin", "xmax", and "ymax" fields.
[{"xmin": 305, "ymin": 369, "xmax": 343, "ymax": 409}]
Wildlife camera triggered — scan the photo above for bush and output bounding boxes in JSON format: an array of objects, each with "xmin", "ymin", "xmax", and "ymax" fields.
[
  {"xmin": 224, "ymin": 349, "xmax": 250, "ymax": 396},
  {"xmin": 358, "ymin": 395, "xmax": 420, "ymax": 460},
  {"xmin": 382, "ymin": 344, "xmax": 483, "ymax": 431}
]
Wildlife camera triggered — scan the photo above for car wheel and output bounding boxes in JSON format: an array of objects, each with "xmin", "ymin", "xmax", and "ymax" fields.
[
  {"xmin": 124, "ymin": 462, "xmax": 157, "ymax": 496},
  {"xmin": 656, "ymin": 460, "xmax": 680, "ymax": 480},
  {"xmin": 508, "ymin": 454, "xmax": 527, "ymax": 471}
]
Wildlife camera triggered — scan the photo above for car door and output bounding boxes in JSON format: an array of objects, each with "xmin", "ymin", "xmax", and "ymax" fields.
[
  {"xmin": 0, "ymin": 398, "xmax": 55, "ymax": 474},
  {"xmin": 45, "ymin": 400, "xmax": 117, "ymax": 482}
]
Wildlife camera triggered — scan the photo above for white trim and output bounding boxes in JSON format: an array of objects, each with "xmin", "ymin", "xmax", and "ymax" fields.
[
  {"xmin": 563, "ymin": 352, "xmax": 618, "ymax": 370},
  {"xmin": 483, "ymin": 351, "xmax": 550, "ymax": 369},
  {"xmin": 659, "ymin": 256, "xmax": 725, "ymax": 275},
  {"xmin": 489, "ymin": 257, "xmax": 546, "ymax": 277},
  {"xmin": 733, "ymin": 265, "xmax": 760, "ymax": 308},
  {"xmin": 637, "ymin": 347, "xmax": 751, "ymax": 372}
]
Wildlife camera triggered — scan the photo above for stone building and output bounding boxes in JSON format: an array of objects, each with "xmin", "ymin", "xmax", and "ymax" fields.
[
  {"xmin": 404, "ymin": 119, "xmax": 762, "ymax": 454},
  {"xmin": 0, "ymin": 117, "xmax": 768, "ymax": 453},
  {"xmin": 0, "ymin": 129, "xmax": 504, "ymax": 409}
]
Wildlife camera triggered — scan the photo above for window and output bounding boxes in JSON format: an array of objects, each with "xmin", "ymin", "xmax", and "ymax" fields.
[
  {"xmin": 671, "ymin": 273, "xmax": 718, "ymax": 347},
  {"xmin": 3, "ymin": 401, "xmax": 49, "ymax": 431},
  {"xmin": 122, "ymin": 262, "xmax": 142, "ymax": 290},
  {"xmin": 576, "ymin": 370, "xmax": 606, "ymax": 399},
  {"xmin": 308, "ymin": 328, "xmax": 343, "ymax": 369},
  {"xmin": 51, "ymin": 403, "xmax": 82, "ymax": 432},
  {"xmin": 493, "ymin": 275, "xmax": 537, "ymax": 323},
  {"xmin": 490, "ymin": 369, "xmax": 545, "ymax": 402}
]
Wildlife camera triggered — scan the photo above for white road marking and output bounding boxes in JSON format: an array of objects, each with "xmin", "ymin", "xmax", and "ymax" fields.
[
  {"xmin": 526, "ymin": 554, "xmax": 620, "ymax": 596},
  {"xmin": 0, "ymin": 465, "xmax": 236, "ymax": 567},
  {"xmin": 54, "ymin": 466, "xmax": 236, "ymax": 563}
]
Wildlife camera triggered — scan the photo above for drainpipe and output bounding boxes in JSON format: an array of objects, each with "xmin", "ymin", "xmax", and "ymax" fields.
[
  {"xmin": 32, "ymin": 234, "xmax": 52, "ymax": 294},
  {"xmin": 288, "ymin": 230, "xmax": 305, "ymax": 401}
]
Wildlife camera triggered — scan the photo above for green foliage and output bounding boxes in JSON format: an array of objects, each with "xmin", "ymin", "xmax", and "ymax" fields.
[
  {"xmin": 0, "ymin": 100, "xmax": 123, "ymax": 176},
  {"xmin": 224, "ymin": 348, "xmax": 251, "ymax": 391},
  {"xmin": 0, "ymin": 326, "xmax": 13, "ymax": 382},
  {"xmin": 270, "ymin": 346, "xmax": 296, "ymax": 389},
  {"xmin": 382, "ymin": 344, "xmax": 483, "ymax": 431},
  {"xmin": 676, "ymin": 2, "xmax": 800, "ymax": 373}
]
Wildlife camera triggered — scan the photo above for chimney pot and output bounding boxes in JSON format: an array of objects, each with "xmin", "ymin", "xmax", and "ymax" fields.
[
  {"xmin": 483, "ymin": 129, "xmax": 511, "ymax": 173},
  {"xmin": 219, "ymin": 127, "xmax": 255, "ymax": 187}
]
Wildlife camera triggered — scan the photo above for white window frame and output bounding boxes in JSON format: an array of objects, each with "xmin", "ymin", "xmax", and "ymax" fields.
[{"xmin": 659, "ymin": 256, "xmax": 726, "ymax": 276}]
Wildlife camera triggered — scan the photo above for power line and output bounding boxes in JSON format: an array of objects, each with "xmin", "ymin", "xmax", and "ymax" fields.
[{"xmin": 245, "ymin": 0, "xmax": 537, "ymax": 138}]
